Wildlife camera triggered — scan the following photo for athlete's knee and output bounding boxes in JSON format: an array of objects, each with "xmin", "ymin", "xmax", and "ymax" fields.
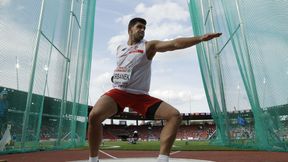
[
  {"xmin": 89, "ymin": 96, "xmax": 118, "ymax": 125},
  {"xmin": 175, "ymin": 111, "xmax": 182, "ymax": 125},
  {"xmin": 88, "ymin": 107, "xmax": 107, "ymax": 125},
  {"xmin": 88, "ymin": 111, "xmax": 103, "ymax": 125},
  {"xmin": 169, "ymin": 110, "xmax": 182, "ymax": 124}
]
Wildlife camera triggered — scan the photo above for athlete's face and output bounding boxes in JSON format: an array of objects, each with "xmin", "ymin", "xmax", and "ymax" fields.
[{"xmin": 129, "ymin": 22, "xmax": 146, "ymax": 42}]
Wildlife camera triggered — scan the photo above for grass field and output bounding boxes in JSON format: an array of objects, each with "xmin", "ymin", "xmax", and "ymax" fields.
[{"xmin": 98, "ymin": 140, "xmax": 241, "ymax": 151}]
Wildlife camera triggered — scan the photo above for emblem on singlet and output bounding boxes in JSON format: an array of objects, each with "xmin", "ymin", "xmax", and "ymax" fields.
[{"xmin": 113, "ymin": 67, "xmax": 132, "ymax": 87}]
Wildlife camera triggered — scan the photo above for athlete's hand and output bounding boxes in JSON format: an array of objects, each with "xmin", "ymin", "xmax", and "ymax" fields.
[{"xmin": 200, "ymin": 33, "xmax": 222, "ymax": 42}]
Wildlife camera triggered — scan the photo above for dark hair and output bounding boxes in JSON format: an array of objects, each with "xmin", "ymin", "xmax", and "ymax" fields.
[{"xmin": 128, "ymin": 17, "xmax": 146, "ymax": 30}]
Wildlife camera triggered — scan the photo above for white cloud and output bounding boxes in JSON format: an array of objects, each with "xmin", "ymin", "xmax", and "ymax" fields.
[
  {"xmin": 107, "ymin": 33, "xmax": 127, "ymax": 55},
  {"xmin": 0, "ymin": 0, "xmax": 10, "ymax": 7},
  {"xmin": 116, "ymin": 14, "xmax": 133, "ymax": 26},
  {"xmin": 0, "ymin": 12, "xmax": 35, "ymax": 55},
  {"xmin": 146, "ymin": 23, "xmax": 190, "ymax": 40},
  {"xmin": 152, "ymin": 67, "xmax": 173, "ymax": 74},
  {"xmin": 89, "ymin": 71, "xmax": 113, "ymax": 105},
  {"xmin": 94, "ymin": 72, "xmax": 112, "ymax": 86},
  {"xmin": 150, "ymin": 89, "xmax": 205, "ymax": 102},
  {"xmin": 92, "ymin": 57, "xmax": 114, "ymax": 65},
  {"xmin": 114, "ymin": 1, "xmax": 191, "ymax": 39},
  {"xmin": 0, "ymin": 14, "xmax": 36, "ymax": 90},
  {"xmin": 192, "ymin": 93, "xmax": 206, "ymax": 101},
  {"xmin": 134, "ymin": 2, "xmax": 189, "ymax": 24},
  {"xmin": 153, "ymin": 45, "xmax": 196, "ymax": 62},
  {"xmin": 108, "ymin": 1, "xmax": 193, "ymax": 54},
  {"xmin": 149, "ymin": 89, "xmax": 208, "ymax": 113},
  {"xmin": 89, "ymin": 56, "xmax": 115, "ymax": 105},
  {"xmin": 16, "ymin": 5, "xmax": 25, "ymax": 10}
]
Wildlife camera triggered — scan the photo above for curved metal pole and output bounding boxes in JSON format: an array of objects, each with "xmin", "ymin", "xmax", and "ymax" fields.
[{"xmin": 21, "ymin": 0, "xmax": 46, "ymax": 148}]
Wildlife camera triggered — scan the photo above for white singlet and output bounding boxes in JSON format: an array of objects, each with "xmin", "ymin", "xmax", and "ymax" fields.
[{"xmin": 112, "ymin": 39, "xmax": 151, "ymax": 94}]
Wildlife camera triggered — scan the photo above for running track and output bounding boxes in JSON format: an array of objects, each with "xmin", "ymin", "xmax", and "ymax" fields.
[{"xmin": 1, "ymin": 149, "xmax": 288, "ymax": 162}]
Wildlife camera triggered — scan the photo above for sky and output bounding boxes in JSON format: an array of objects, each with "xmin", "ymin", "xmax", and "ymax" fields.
[
  {"xmin": 89, "ymin": 0, "xmax": 210, "ymax": 113},
  {"xmin": 0, "ymin": 0, "xmax": 210, "ymax": 114}
]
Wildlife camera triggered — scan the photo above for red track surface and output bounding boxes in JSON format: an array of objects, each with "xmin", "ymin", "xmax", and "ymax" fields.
[{"xmin": 1, "ymin": 150, "xmax": 288, "ymax": 162}]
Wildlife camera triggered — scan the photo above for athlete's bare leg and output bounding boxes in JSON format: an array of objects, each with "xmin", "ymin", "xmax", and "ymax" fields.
[
  {"xmin": 154, "ymin": 102, "xmax": 182, "ymax": 156},
  {"xmin": 88, "ymin": 95, "xmax": 118, "ymax": 157}
]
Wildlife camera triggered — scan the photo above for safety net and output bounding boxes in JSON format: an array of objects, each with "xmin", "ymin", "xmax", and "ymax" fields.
[
  {"xmin": 188, "ymin": 0, "xmax": 288, "ymax": 151},
  {"xmin": 0, "ymin": 0, "xmax": 96, "ymax": 153}
]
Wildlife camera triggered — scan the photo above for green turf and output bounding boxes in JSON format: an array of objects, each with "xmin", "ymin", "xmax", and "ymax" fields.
[{"xmin": 97, "ymin": 140, "xmax": 242, "ymax": 151}]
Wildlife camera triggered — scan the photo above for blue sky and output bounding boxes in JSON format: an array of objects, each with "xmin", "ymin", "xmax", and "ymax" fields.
[
  {"xmin": 89, "ymin": 0, "xmax": 210, "ymax": 113},
  {"xmin": 0, "ymin": 0, "xmax": 209, "ymax": 113}
]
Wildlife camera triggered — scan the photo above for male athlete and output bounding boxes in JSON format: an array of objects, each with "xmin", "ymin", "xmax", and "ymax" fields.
[{"xmin": 88, "ymin": 17, "xmax": 221, "ymax": 162}]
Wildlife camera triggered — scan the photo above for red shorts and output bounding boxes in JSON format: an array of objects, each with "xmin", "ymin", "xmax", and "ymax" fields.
[{"xmin": 104, "ymin": 89, "xmax": 162, "ymax": 118}]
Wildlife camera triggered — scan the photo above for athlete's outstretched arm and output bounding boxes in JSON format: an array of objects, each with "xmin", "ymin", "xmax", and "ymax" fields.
[{"xmin": 146, "ymin": 33, "xmax": 221, "ymax": 59}]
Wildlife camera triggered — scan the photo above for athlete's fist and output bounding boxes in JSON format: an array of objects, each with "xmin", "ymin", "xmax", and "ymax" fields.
[{"xmin": 200, "ymin": 33, "xmax": 222, "ymax": 42}]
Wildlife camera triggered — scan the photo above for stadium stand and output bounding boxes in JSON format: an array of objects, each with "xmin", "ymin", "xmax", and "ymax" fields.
[{"xmin": 88, "ymin": 106, "xmax": 216, "ymax": 141}]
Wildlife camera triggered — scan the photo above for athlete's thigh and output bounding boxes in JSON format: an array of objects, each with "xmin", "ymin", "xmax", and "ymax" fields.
[
  {"xmin": 89, "ymin": 95, "xmax": 118, "ymax": 122},
  {"xmin": 154, "ymin": 101, "xmax": 180, "ymax": 120}
]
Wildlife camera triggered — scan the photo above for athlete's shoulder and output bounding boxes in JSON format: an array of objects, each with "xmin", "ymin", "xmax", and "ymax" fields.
[{"xmin": 117, "ymin": 44, "xmax": 128, "ymax": 53}]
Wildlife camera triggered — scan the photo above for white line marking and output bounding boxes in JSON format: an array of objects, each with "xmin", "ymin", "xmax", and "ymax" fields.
[
  {"xmin": 101, "ymin": 145, "xmax": 120, "ymax": 149},
  {"xmin": 99, "ymin": 150, "xmax": 118, "ymax": 159},
  {"xmin": 68, "ymin": 158, "xmax": 215, "ymax": 162},
  {"xmin": 170, "ymin": 151, "xmax": 181, "ymax": 155}
]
